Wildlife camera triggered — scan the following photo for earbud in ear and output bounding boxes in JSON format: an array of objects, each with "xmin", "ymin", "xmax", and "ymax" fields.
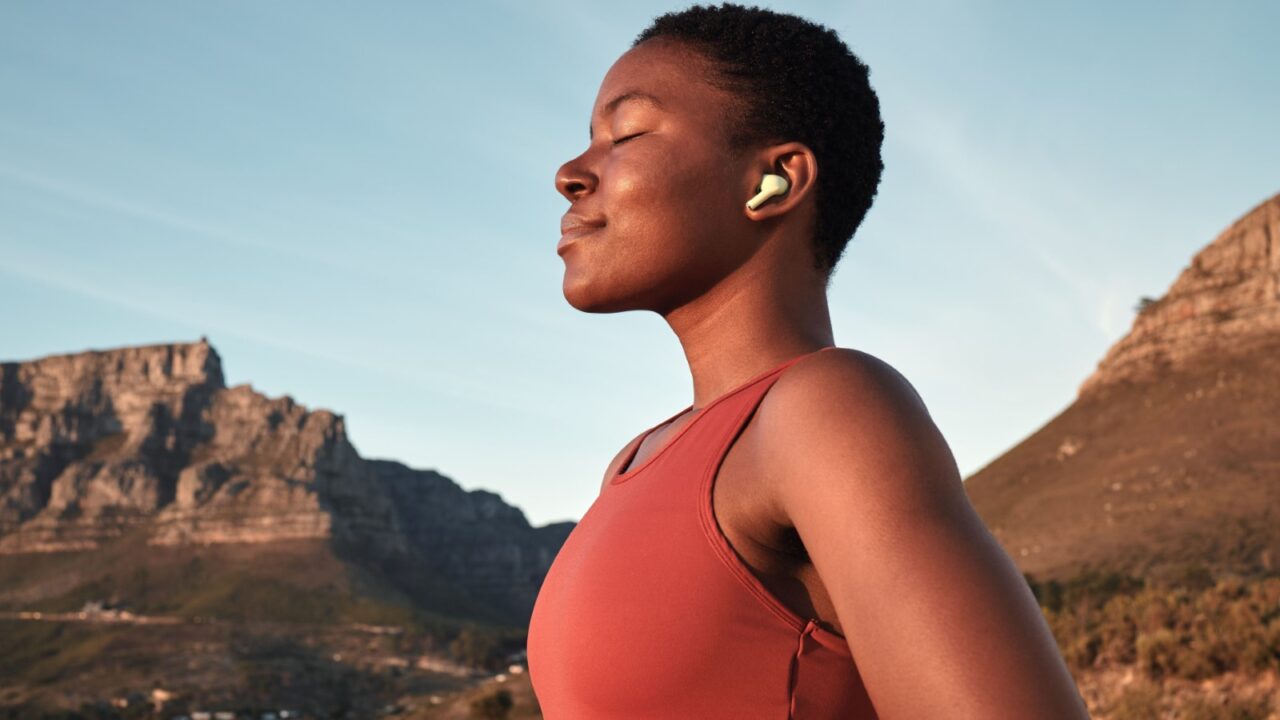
[{"xmin": 745, "ymin": 173, "xmax": 790, "ymax": 210}]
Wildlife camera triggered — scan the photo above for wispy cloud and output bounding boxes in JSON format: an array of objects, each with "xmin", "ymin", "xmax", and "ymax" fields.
[
  {"xmin": 0, "ymin": 163, "xmax": 271, "ymax": 254},
  {"xmin": 0, "ymin": 255, "xmax": 550, "ymax": 419},
  {"xmin": 0, "ymin": 256, "xmax": 372, "ymax": 374},
  {"xmin": 893, "ymin": 102, "xmax": 1122, "ymax": 339},
  {"xmin": 0, "ymin": 162, "xmax": 533, "ymax": 312},
  {"xmin": 0, "ymin": 163, "xmax": 445, "ymax": 284}
]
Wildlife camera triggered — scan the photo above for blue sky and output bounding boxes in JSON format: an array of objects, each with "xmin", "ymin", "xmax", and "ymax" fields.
[{"xmin": 2, "ymin": 1, "xmax": 1276, "ymax": 527}]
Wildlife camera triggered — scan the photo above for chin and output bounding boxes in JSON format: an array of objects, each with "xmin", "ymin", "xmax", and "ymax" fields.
[{"xmin": 561, "ymin": 272, "xmax": 644, "ymax": 314}]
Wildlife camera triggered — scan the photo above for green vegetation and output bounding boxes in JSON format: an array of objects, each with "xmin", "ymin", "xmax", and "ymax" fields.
[
  {"xmin": 18, "ymin": 536, "xmax": 519, "ymax": 640},
  {"xmin": 450, "ymin": 623, "xmax": 521, "ymax": 672},
  {"xmin": 1109, "ymin": 682, "xmax": 1275, "ymax": 720},
  {"xmin": 469, "ymin": 688, "xmax": 514, "ymax": 719},
  {"xmin": 1109, "ymin": 680, "xmax": 1165, "ymax": 720},
  {"xmin": 1180, "ymin": 695, "xmax": 1273, "ymax": 720},
  {"xmin": 0, "ymin": 620, "xmax": 125, "ymax": 685},
  {"xmin": 1025, "ymin": 570, "xmax": 1280, "ymax": 681},
  {"xmin": 166, "ymin": 569, "xmax": 415, "ymax": 626},
  {"xmin": 1133, "ymin": 295, "xmax": 1162, "ymax": 314}
]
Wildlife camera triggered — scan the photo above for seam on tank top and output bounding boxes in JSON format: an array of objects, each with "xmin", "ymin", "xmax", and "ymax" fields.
[
  {"xmin": 697, "ymin": 385, "xmax": 807, "ymax": 634},
  {"xmin": 787, "ymin": 620, "xmax": 815, "ymax": 720}
]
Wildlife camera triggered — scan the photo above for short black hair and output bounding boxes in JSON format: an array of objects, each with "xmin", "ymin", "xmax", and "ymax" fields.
[{"xmin": 633, "ymin": 3, "xmax": 884, "ymax": 279}]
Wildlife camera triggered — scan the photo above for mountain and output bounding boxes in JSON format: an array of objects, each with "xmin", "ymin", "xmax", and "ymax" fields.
[
  {"xmin": 964, "ymin": 192, "xmax": 1280, "ymax": 584},
  {"xmin": 0, "ymin": 339, "xmax": 572, "ymax": 627}
]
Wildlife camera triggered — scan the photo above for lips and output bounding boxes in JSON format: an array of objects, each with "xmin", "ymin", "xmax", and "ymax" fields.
[
  {"xmin": 558, "ymin": 214, "xmax": 605, "ymax": 255},
  {"xmin": 560, "ymin": 214, "xmax": 605, "ymax": 234},
  {"xmin": 557, "ymin": 226, "xmax": 601, "ymax": 255}
]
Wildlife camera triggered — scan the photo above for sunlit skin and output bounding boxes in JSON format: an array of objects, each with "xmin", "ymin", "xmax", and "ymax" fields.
[{"xmin": 554, "ymin": 37, "xmax": 1091, "ymax": 719}]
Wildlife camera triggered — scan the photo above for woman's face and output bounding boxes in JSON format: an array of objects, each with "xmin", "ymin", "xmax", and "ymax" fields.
[{"xmin": 555, "ymin": 39, "xmax": 759, "ymax": 314}]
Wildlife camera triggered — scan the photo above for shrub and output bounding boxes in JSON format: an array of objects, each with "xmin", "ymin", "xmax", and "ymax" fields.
[
  {"xmin": 1181, "ymin": 694, "xmax": 1272, "ymax": 720},
  {"xmin": 450, "ymin": 625, "xmax": 506, "ymax": 672},
  {"xmin": 1036, "ymin": 574, "xmax": 1280, "ymax": 681},
  {"xmin": 1137, "ymin": 627, "xmax": 1213, "ymax": 680},
  {"xmin": 469, "ymin": 688, "xmax": 514, "ymax": 720},
  {"xmin": 1108, "ymin": 680, "xmax": 1163, "ymax": 720}
]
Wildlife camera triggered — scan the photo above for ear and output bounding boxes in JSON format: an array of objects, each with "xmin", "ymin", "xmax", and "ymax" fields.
[{"xmin": 743, "ymin": 141, "xmax": 818, "ymax": 221}]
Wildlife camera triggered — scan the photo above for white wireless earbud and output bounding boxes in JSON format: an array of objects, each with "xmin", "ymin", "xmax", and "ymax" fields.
[{"xmin": 745, "ymin": 173, "xmax": 790, "ymax": 210}]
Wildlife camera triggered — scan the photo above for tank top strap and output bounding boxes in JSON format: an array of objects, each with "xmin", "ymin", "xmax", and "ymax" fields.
[
  {"xmin": 609, "ymin": 346, "xmax": 838, "ymax": 486},
  {"xmin": 689, "ymin": 344, "xmax": 843, "ymax": 632},
  {"xmin": 702, "ymin": 345, "xmax": 837, "ymax": 431},
  {"xmin": 672, "ymin": 346, "xmax": 838, "ymax": 477}
]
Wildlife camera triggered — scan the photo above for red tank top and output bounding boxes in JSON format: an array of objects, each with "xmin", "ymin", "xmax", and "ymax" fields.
[{"xmin": 527, "ymin": 347, "xmax": 879, "ymax": 719}]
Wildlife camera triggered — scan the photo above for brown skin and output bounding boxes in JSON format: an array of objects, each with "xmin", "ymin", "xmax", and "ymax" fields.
[{"xmin": 555, "ymin": 38, "xmax": 1091, "ymax": 719}]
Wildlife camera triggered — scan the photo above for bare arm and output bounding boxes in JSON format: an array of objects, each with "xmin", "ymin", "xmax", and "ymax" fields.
[{"xmin": 760, "ymin": 349, "xmax": 1090, "ymax": 719}]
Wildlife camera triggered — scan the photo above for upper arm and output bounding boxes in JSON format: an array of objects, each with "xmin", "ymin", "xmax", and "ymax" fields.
[{"xmin": 759, "ymin": 349, "xmax": 1089, "ymax": 719}]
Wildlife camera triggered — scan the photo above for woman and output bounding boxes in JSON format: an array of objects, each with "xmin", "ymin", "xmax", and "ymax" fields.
[{"xmin": 528, "ymin": 4, "xmax": 1090, "ymax": 718}]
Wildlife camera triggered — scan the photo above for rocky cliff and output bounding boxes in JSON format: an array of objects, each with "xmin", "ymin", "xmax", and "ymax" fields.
[
  {"xmin": 965, "ymin": 191, "xmax": 1280, "ymax": 583},
  {"xmin": 0, "ymin": 339, "xmax": 572, "ymax": 622},
  {"xmin": 1078, "ymin": 193, "xmax": 1280, "ymax": 397}
]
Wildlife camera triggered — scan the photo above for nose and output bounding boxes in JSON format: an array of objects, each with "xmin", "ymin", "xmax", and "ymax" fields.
[{"xmin": 555, "ymin": 154, "xmax": 596, "ymax": 202}]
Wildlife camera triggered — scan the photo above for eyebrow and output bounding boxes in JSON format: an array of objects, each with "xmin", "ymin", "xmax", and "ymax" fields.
[{"xmin": 589, "ymin": 90, "xmax": 664, "ymax": 140}]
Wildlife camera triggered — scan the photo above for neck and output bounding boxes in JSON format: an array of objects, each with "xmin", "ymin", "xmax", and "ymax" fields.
[{"xmin": 664, "ymin": 258, "xmax": 834, "ymax": 409}]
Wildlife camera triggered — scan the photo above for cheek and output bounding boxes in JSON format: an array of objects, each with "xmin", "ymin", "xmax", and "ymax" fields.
[
  {"xmin": 605, "ymin": 151, "xmax": 736, "ymax": 251},
  {"xmin": 561, "ymin": 153, "xmax": 741, "ymax": 309}
]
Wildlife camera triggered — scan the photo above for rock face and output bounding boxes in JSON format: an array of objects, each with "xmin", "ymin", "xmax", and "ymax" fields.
[
  {"xmin": 0, "ymin": 339, "xmax": 571, "ymax": 621},
  {"xmin": 965, "ymin": 192, "xmax": 1280, "ymax": 583},
  {"xmin": 1079, "ymin": 193, "xmax": 1280, "ymax": 397}
]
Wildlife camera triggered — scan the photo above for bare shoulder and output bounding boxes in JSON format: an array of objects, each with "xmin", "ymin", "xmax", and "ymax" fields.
[
  {"xmin": 754, "ymin": 346, "xmax": 963, "ymax": 518},
  {"xmin": 771, "ymin": 346, "xmax": 931, "ymax": 422},
  {"xmin": 751, "ymin": 348, "xmax": 1089, "ymax": 717}
]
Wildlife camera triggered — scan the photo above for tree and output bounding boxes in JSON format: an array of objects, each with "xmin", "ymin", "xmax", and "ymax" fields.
[{"xmin": 1134, "ymin": 296, "xmax": 1159, "ymax": 314}]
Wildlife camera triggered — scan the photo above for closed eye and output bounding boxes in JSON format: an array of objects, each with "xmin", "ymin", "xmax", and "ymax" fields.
[{"xmin": 612, "ymin": 132, "xmax": 646, "ymax": 146}]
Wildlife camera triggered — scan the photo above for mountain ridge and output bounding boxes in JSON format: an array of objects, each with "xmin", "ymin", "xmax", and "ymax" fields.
[
  {"xmin": 965, "ymin": 191, "xmax": 1280, "ymax": 583},
  {"xmin": 1078, "ymin": 190, "xmax": 1280, "ymax": 398},
  {"xmin": 0, "ymin": 338, "xmax": 570, "ymax": 625}
]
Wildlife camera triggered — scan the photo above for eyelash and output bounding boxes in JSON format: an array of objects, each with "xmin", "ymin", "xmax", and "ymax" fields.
[{"xmin": 612, "ymin": 132, "xmax": 645, "ymax": 146}]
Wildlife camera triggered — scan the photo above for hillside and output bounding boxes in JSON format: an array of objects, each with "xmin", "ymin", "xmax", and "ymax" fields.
[{"xmin": 965, "ymin": 191, "xmax": 1280, "ymax": 583}]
